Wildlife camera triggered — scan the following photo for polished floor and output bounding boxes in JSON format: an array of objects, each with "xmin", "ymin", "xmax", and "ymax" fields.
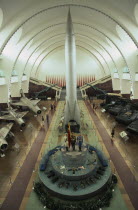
[
  {"xmin": 0, "ymin": 99, "xmax": 138, "ymax": 209},
  {"xmin": 0, "ymin": 100, "xmax": 54, "ymax": 208},
  {"xmin": 86, "ymin": 100, "xmax": 138, "ymax": 209}
]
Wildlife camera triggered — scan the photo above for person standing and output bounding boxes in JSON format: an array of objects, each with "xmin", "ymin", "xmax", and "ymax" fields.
[
  {"xmin": 64, "ymin": 140, "xmax": 69, "ymax": 151},
  {"xmin": 71, "ymin": 134, "xmax": 76, "ymax": 151},
  {"xmin": 93, "ymin": 103, "xmax": 95, "ymax": 110},
  {"xmin": 111, "ymin": 127, "xmax": 115, "ymax": 138},
  {"xmin": 63, "ymin": 133, "xmax": 68, "ymax": 151},
  {"xmin": 46, "ymin": 114, "xmax": 49, "ymax": 124},
  {"xmin": 53, "ymin": 104, "xmax": 56, "ymax": 110},
  {"xmin": 77, "ymin": 134, "xmax": 83, "ymax": 152},
  {"xmin": 42, "ymin": 116, "xmax": 45, "ymax": 127},
  {"xmin": 50, "ymin": 104, "xmax": 53, "ymax": 110}
]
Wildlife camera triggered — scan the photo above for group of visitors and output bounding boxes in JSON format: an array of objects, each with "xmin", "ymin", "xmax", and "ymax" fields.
[
  {"xmin": 41, "ymin": 103, "xmax": 56, "ymax": 127},
  {"xmin": 41, "ymin": 114, "xmax": 49, "ymax": 126},
  {"xmin": 64, "ymin": 133, "xmax": 84, "ymax": 152}
]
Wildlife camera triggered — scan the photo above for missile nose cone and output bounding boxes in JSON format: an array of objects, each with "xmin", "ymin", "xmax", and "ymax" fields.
[{"xmin": 66, "ymin": 8, "xmax": 74, "ymax": 36}]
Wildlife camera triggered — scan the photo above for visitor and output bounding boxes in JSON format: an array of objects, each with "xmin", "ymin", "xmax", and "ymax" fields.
[
  {"xmin": 64, "ymin": 139, "xmax": 69, "ymax": 152},
  {"xmin": 71, "ymin": 134, "xmax": 76, "ymax": 151},
  {"xmin": 111, "ymin": 127, "xmax": 115, "ymax": 138},
  {"xmin": 42, "ymin": 116, "xmax": 45, "ymax": 126},
  {"xmin": 53, "ymin": 104, "xmax": 56, "ymax": 110},
  {"xmin": 50, "ymin": 104, "xmax": 53, "ymax": 110},
  {"xmin": 46, "ymin": 114, "xmax": 49, "ymax": 124},
  {"xmin": 77, "ymin": 134, "xmax": 83, "ymax": 152}
]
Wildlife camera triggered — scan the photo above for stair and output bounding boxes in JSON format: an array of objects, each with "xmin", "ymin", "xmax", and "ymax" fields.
[
  {"xmin": 77, "ymin": 89, "xmax": 82, "ymax": 100},
  {"xmin": 60, "ymin": 89, "xmax": 66, "ymax": 101},
  {"xmin": 60, "ymin": 88, "xmax": 82, "ymax": 101}
]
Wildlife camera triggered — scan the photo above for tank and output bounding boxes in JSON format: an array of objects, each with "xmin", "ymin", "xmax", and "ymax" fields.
[
  {"xmin": 116, "ymin": 110, "xmax": 138, "ymax": 125},
  {"xmin": 126, "ymin": 119, "xmax": 138, "ymax": 134}
]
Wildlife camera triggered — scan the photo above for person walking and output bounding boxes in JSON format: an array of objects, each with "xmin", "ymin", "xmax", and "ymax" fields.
[
  {"xmin": 111, "ymin": 127, "xmax": 115, "ymax": 144},
  {"xmin": 42, "ymin": 116, "xmax": 45, "ymax": 127},
  {"xmin": 111, "ymin": 127, "xmax": 115, "ymax": 138}
]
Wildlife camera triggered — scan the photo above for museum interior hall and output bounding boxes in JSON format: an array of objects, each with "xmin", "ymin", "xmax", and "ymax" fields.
[{"xmin": 0, "ymin": 1, "xmax": 138, "ymax": 210}]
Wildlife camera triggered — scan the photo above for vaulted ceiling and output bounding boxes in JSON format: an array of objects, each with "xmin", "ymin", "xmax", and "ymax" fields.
[{"xmin": 0, "ymin": 0, "xmax": 138, "ymax": 101}]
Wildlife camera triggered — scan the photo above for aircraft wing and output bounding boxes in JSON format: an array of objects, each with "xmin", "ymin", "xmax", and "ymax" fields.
[
  {"xmin": 10, "ymin": 101, "xmax": 25, "ymax": 106},
  {"xmin": 30, "ymin": 99, "xmax": 41, "ymax": 105},
  {"xmin": 0, "ymin": 123, "xmax": 13, "ymax": 138},
  {"xmin": 17, "ymin": 111, "xmax": 28, "ymax": 118},
  {"xmin": 107, "ymin": 93, "xmax": 122, "ymax": 97},
  {"xmin": 0, "ymin": 115, "xmax": 15, "ymax": 121}
]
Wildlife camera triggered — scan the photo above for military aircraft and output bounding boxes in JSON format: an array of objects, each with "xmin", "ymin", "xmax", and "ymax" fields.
[
  {"xmin": 0, "ymin": 123, "xmax": 14, "ymax": 155},
  {"xmin": 0, "ymin": 105, "xmax": 28, "ymax": 127},
  {"xmin": 10, "ymin": 89, "xmax": 41, "ymax": 115}
]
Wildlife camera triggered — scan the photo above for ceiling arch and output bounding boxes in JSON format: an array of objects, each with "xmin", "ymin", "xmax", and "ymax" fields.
[
  {"xmin": 0, "ymin": 0, "xmax": 138, "ymax": 101},
  {"xmin": 31, "ymin": 43, "xmax": 106, "ymax": 78},
  {"xmin": 10, "ymin": 21, "xmax": 126, "ymax": 74},
  {"xmin": 14, "ymin": 33, "xmax": 115, "ymax": 83},
  {"xmin": 14, "ymin": 32, "xmax": 117, "ymax": 77},
  {"xmin": 1, "ymin": 2, "xmax": 138, "ymax": 54}
]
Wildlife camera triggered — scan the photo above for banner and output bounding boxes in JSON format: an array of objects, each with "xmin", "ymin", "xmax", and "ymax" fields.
[{"xmin": 67, "ymin": 124, "xmax": 71, "ymax": 147}]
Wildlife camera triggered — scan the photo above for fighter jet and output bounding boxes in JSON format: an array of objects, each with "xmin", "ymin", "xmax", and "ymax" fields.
[
  {"xmin": 10, "ymin": 89, "xmax": 41, "ymax": 115},
  {"xmin": 0, "ymin": 105, "xmax": 28, "ymax": 127},
  {"xmin": 0, "ymin": 123, "xmax": 14, "ymax": 155}
]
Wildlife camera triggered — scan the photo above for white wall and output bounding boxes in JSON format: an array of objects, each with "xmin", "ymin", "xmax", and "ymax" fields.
[{"xmin": 37, "ymin": 48, "xmax": 104, "ymax": 83}]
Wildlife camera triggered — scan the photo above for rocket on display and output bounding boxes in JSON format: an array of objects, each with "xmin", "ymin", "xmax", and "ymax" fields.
[{"xmin": 64, "ymin": 9, "xmax": 80, "ymax": 125}]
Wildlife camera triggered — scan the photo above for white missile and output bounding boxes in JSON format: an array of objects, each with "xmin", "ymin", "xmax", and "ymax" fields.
[{"xmin": 64, "ymin": 9, "xmax": 80, "ymax": 125}]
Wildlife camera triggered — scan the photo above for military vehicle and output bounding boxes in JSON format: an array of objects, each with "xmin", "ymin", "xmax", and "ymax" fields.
[
  {"xmin": 116, "ymin": 110, "xmax": 138, "ymax": 125},
  {"xmin": 126, "ymin": 119, "xmax": 138, "ymax": 134},
  {"xmin": 108, "ymin": 99, "xmax": 131, "ymax": 116},
  {"xmin": 101, "ymin": 95, "xmax": 122, "ymax": 111}
]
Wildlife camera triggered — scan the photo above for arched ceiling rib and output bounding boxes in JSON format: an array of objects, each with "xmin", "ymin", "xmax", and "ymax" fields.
[
  {"xmin": 1, "ymin": 2, "xmax": 138, "ymax": 55},
  {"xmin": 18, "ymin": 33, "xmax": 109, "ymax": 79},
  {"xmin": 76, "ymin": 40, "xmax": 111, "ymax": 73},
  {"xmin": 15, "ymin": 32, "xmax": 117, "ymax": 78},
  {"xmin": 12, "ymin": 21, "xmax": 127, "ymax": 74},
  {"xmin": 33, "ymin": 44, "xmax": 106, "ymax": 78},
  {"xmin": 0, "ymin": 0, "xmax": 138, "ymax": 94},
  {"xmin": 20, "ymin": 36, "xmax": 110, "ymax": 79}
]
